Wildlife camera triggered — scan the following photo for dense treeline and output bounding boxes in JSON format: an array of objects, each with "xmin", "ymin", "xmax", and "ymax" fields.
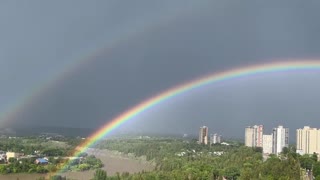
[
  {"xmin": 0, "ymin": 137, "xmax": 84, "ymax": 156},
  {"xmin": 96, "ymin": 138, "xmax": 235, "ymax": 164},
  {"xmin": 95, "ymin": 138, "xmax": 320, "ymax": 180}
]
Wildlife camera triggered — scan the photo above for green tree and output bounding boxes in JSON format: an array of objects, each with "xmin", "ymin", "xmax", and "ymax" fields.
[
  {"xmin": 8, "ymin": 157, "xmax": 16, "ymax": 163},
  {"xmin": 0, "ymin": 165, "xmax": 7, "ymax": 174},
  {"xmin": 47, "ymin": 164, "xmax": 58, "ymax": 172},
  {"xmin": 212, "ymin": 167, "xmax": 220, "ymax": 180},
  {"xmin": 313, "ymin": 162, "xmax": 320, "ymax": 177},
  {"xmin": 92, "ymin": 169, "xmax": 107, "ymax": 180},
  {"xmin": 36, "ymin": 166, "xmax": 48, "ymax": 173},
  {"xmin": 313, "ymin": 152, "xmax": 318, "ymax": 162},
  {"xmin": 78, "ymin": 163, "xmax": 90, "ymax": 171},
  {"xmin": 223, "ymin": 166, "xmax": 240, "ymax": 180},
  {"xmin": 300, "ymin": 154, "xmax": 314, "ymax": 170},
  {"xmin": 253, "ymin": 147, "xmax": 263, "ymax": 153},
  {"xmin": 282, "ymin": 147, "xmax": 289, "ymax": 155}
]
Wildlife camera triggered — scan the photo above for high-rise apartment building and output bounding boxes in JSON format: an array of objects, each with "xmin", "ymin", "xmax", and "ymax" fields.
[
  {"xmin": 296, "ymin": 126, "xmax": 320, "ymax": 155},
  {"xmin": 245, "ymin": 127, "xmax": 254, "ymax": 147},
  {"xmin": 245, "ymin": 125, "xmax": 263, "ymax": 147},
  {"xmin": 272, "ymin": 125, "xmax": 289, "ymax": 155},
  {"xmin": 199, "ymin": 126, "xmax": 208, "ymax": 145},
  {"xmin": 255, "ymin": 125, "xmax": 264, "ymax": 147},
  {"xmin": 210, "ymin": 133, "xmax": 221, "ymax": 144},
  {"xmin": 262, "ymin": 134, "xmax": 273, "ymax": 154}
]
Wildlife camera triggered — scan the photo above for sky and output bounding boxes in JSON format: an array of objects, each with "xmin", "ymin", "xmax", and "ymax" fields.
[{"xmin": 1, "ymin": 1, "xmax": 320, "ymax": 138}]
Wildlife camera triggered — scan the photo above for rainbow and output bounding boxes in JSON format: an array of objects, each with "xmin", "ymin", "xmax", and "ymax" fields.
[{"xmin": 53, "ymin": 60, "xmax": 320, "ymax": 174}]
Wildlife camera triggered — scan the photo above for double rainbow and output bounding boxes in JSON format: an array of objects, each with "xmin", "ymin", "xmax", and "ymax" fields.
[{"xmin": 57, "ymin": 60, "xmax": 320, "ymax": 174}]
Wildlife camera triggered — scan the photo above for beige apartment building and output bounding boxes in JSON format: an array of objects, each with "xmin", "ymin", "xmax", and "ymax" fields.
[
  {"xmin": 245, "ymin": 127, "xmax": 254, "ymax": 147},
  {"xmin": 245, "ymin": 125, "xmax": 263, "ymax": 147},
  {"xmin": 199, "ymin": 126, "xmax": 209, "ymax": 145},
  {"xmin": 263, "ymin": 134, "xmax": 273, "ymax": 154},
  {"xmin": 296, "ymin": 126, "xmax": 320, "ymax": 155}
]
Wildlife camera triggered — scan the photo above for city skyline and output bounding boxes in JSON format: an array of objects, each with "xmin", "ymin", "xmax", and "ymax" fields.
[
  {"xmin": 244, "ymin": 124, "xmax": 320, "ymax": 156},
  {"xmin": 244, "ymin": 124, "xmax": 289, "ymax": 155}
]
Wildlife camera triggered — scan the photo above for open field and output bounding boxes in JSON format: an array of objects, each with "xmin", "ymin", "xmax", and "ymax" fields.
[{"xmin": 0, "ymin": 148, "xmax": 154, "ymax": 180}]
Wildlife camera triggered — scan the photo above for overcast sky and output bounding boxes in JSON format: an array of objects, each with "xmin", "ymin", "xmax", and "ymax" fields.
[{"xmin": 1, "ymin": 1, "xmax": 320, "ymax": 138}]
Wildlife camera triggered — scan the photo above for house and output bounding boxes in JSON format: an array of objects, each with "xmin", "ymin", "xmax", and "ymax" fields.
[
  {"xmin": 35, "ymin": 158, "xmax": 48, "ymax": 165},
  {"xmin": 0, "ymin": 154, "xmax": 6, "ymax": 163},
  {"xmin": 6, "ymin": 152, "xmax": 24, "ymax": 160}
]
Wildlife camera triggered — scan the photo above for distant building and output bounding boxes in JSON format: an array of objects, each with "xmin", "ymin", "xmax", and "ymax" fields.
[
  {"xmin": 245, "ymin": 125, "xmax": 263, "ymax": 147},
  {"xmin": 213, "ymin": 151, "xmax": 224, "ymax": 156},
  {"xmin": 262, "ymin": 134, "xmax": 273, "ymax": 154},
  {"xmin": 221, "ymin": 142, "xmax": 230, "ymax": 146},
  {"xmin": 245, "ymin": 127, "xmax": 254, "ymax": 147},
  {"xmin": 6, "ymin": 152, "xmax": 24, "ymax": 160},
  {"xmin": 272, "ymin": 125, "xmax": 289, "ymax": 155},
  {"xmin": 0, "ymin": 151, "xmax": 7, "ymax": 162},
  {"xmin": 296, "ymin": 126, "xmax": 320, "ymax": 155},
  {"xmin": 35, "ymin": 158, "xmax": 48, "ymax": 165},
  {"xmin": 210, "ymin": 133, "xmax": 221, "ymax": 144},
  {"xmin": 199, "ymin": 126, "xmax": 208, "ymax": 145}
]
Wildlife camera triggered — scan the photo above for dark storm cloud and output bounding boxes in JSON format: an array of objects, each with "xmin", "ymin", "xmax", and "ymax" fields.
[{"xmin": 1, "ymin": 1, "xmax": 320, "ymax": 139}]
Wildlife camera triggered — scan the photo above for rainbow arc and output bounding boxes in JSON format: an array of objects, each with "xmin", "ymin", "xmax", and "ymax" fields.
[{"xmin": 56, "ymin": 60, "xmax": 320, "ymax": 174}]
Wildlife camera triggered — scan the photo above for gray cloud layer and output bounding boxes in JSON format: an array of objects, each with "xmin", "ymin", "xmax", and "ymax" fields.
[{"xmin": 1, "ymin": 1, "xmax": 320, "ymax": 138}]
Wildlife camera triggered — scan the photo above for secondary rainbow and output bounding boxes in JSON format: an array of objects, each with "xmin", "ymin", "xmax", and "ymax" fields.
[
  {"xmin": 0, "ymin": 6, "xmax": 193, "ymax": 127},
  {"xmin": 56, "ymin": 60, "xmax": 320, "ymax": 174}
]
